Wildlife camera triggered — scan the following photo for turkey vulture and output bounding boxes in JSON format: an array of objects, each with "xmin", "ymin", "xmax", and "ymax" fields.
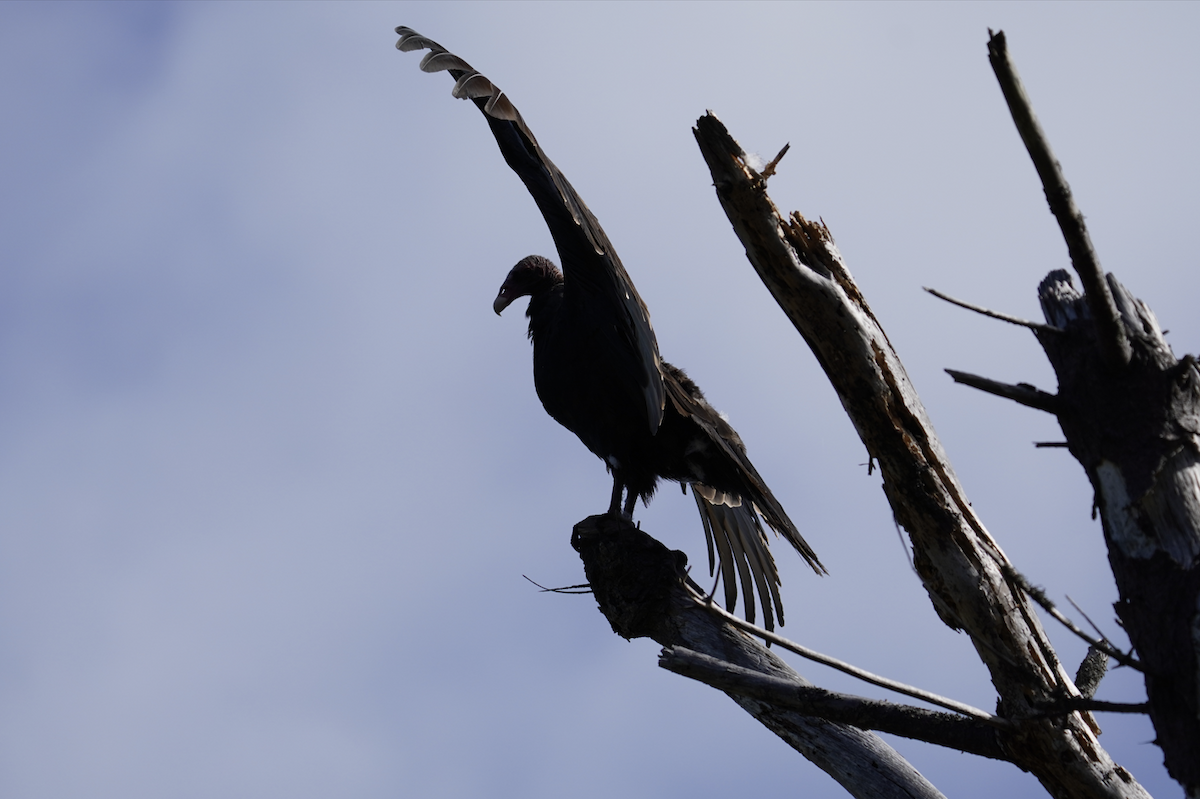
[{"xmin": 396, "ymin": 27, "xmax": 824, "ymax": 629}]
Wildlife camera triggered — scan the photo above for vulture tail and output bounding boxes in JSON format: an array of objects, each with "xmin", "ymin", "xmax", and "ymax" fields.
[{"xmin": 692, "ymin": 487, "xmax": 784, "ymax": 630}]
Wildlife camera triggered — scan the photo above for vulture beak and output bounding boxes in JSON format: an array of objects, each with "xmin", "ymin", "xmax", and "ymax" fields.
[{"xmin": 493, "ymin": 289, "xmax": 514, "ymax": 315}]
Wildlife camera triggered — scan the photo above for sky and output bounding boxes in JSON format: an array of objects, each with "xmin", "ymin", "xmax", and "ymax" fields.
[{"xmin": 1, "ymin": 2, "xmax": 1196, "ymax": 797}]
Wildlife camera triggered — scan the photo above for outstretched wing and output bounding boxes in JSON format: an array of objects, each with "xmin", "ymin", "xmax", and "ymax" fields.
[{"xmin": 395, "ymin": 27, "xmax": 664, "ymax": 436}]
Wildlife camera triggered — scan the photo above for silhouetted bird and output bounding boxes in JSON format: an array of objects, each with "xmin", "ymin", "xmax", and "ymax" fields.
[{"xmin": 397, "ymin": 27, "xmax": 824, "ymax": 628}]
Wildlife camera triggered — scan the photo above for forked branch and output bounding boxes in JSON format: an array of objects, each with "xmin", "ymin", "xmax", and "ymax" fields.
[{"xmin": 986, "ymin": 30, "xmax": 1131, "ymax": 370}]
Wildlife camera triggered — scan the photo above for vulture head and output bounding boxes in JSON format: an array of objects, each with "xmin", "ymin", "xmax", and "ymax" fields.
[{"xmin": 493, "ymin": 255, "xmax": 563, "ymax": 315}]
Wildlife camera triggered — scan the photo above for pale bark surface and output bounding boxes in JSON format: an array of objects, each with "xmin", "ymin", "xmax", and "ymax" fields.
[{"xmin": 685, "ymin": 111, "xmax": 1150, "ymax": 799}]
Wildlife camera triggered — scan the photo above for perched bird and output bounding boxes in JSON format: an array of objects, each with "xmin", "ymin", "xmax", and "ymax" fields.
[{"xmin": 397, "ymin": 27, "xmax": 824, "ymax": 628}]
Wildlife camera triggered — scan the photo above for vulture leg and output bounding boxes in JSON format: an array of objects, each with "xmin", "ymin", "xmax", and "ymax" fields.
[
  {"xmin": 608, "ymin": 475, "xmax": 625, "ymax": 517},
  {"xmin": 621, "ymin": 486, "xmax": 638, "ymax": 518}
]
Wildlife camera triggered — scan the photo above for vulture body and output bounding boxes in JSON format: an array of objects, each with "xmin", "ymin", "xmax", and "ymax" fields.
[{"xmin": 397, "ymin": 27, "xmax": 824, "ymax": 628}]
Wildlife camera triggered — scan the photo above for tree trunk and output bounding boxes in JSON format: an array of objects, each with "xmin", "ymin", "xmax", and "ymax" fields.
[
  {"xmin": 1035, "ymin": 270, "xmax": 1200, "ymax": 796},
  {"xmin": 985, "ymin": 30, "xmax": 1200, "ymax": 794}
]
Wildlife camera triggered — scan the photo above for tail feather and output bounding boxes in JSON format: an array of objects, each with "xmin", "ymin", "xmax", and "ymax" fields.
[
  {"xmin": 694, "ymin": 492, "xmax": 746, "ymax": 621},
  {"xmin": 692, "ymin": 486, "xmax": 784, "ymax": 630},
  {"xmin": 745, "ymin": 479, "xmax": 827, "ymax": 576}
]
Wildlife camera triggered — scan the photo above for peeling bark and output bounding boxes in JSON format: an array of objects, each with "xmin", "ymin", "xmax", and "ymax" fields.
[{"xmin": 1035, "ymin": 270, "xmax": 1200, "ymax": 795}]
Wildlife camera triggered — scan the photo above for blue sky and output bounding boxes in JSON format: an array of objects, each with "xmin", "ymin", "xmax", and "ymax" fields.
[{"xmin": 1, "ymin": 2, "xmax": 1195, "ymax": 797}]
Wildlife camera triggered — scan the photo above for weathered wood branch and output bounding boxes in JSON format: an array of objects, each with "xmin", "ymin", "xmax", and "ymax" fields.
[
  {"xmin": 694, "ymin": 589, "xmax": 1003, "ymax": 722},
  {"xmin": 571, "ymin": 514, "xmax": 947, "ymax": 799},
  {"xmin": 691, "ymin": 112, "xmax": 1149, "ymax": 799},
  {"xmin": 944, "ymin": 369, "xmax": 1061, "ymax": 414},
  {"xmin": 1002, "ymin": 563, "xmax": 1143, "ymax": 672},
  {"xmin": 1034, "ymin": 698, "xmax": 1149, "ymax": 716},
  {"xmin": 1034, "ymin": 269, "xmax": 1200, "ymax": 795},
  {"xmin": 986, "ymin": 30, "xmax": 1131, "ymax": 370},
  {"xmin": 924, "ymin": 286, "xmax": 1061, "ymax": 333},
  {"xmin": 1074, "ymin": 647, "xmax": 1109, "ymax": 700},
  {"xmin": 659, "ymin": 646, "xmax": 1008, "ymax": 762}
]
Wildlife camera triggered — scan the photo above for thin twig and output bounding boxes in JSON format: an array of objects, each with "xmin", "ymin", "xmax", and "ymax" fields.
[
  {"xmin": 522, "ymin": 575, "xmax": 592, "ymax": 594},
  {"xmin": 1002, "ymin": 565, "xmax": 1142, "ymax": 672},
  {"xmin": 1067, "ymin": 596, "xmax": 1119, "ymax": 647},
  {"xmin": 758, "ymin": 142, "xmax": 790, "ymax": 180},
  {"xmin": 945, "ymin": 369, "xmax": 1061, "ymax": 414},
  {"xmin": 924, "ymin": 287, "xmax": 1062, "ymax": 333},
  {"xmin": 987, "ymin": 29, "xmax": 1131, "ymax": 369},
  {"xmin": 1032, "ymin": 698, "xmax": 1149, "ymax": 716},
  {"xmin": 1034, "ymin": 441, "xmax": 1070, "ymax": 448},
  {"xmin": 686, "ymin": 585, "xmax": 1009, "ymax": 726}
]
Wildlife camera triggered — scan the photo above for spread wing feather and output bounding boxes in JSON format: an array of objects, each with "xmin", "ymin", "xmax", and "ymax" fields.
[
  {"xmin": 693, "ymin": 489, "xmax": 784, "ymax": 629},
  {"xmin": 396, "ymin": 27, "xmax": 664, "ymax": 436},
  {"xmin": 665, "ymin": 366, "xmax": 826, "ymax": 577}
]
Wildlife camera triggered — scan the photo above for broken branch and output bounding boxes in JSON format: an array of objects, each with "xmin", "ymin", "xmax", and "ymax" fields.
[
  {"xmin": 924, "ymin": 286, "xmax": 1061, "ymax": 333},
  {"xmin": 987, "ymin": 29, "xmax": 1131, "ymax": 369},
  {"xmin": 945, "ymin": 369, "xmax": 1061, "ymax": 413}
]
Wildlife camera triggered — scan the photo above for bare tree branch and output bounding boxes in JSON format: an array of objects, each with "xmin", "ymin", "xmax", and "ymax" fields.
[
  {"xmin": 986, "ymin": 29, "xmax": 1131, "ymax": 370},
  {"xmin": 945, "ymin": 369, "xmax": 1061, "ymax": 414},
  {"xmin": 989, "ymin": 28, "xmax": 1200, "ymax": 790},
  {"xmin": 1074, "ymin": 647, "xmax": 1110, "ymax": 700},
  {"xmin": 660, "ymin": 647, "xmax": 1009, "ymax": 761},
  {"xmin": 759, "ymin": 142, "xmax": 790, "ymax": 180},
  {"xmin": 688, "ymin": 586, "xmax": 1005, "ymax": 723},
  {"xmin": 1033, "ymin": 698, "xmax": 1150, "ymax": 716},
  {"xmin": 572, "ymin": 514, "xmax": 948, "ymax": 799},
  {"xmin": 924, "ymin": 286, "xmax": 1061, "ymax": 333},
  {"xmin": 1001, "ymin": 564, "xmax": 1143, "ymax": 672}
]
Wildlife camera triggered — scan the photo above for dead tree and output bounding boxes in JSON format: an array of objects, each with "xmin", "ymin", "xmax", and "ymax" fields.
[
  {"xmin": 977, "ymin": 31, "xmax": 1199, "ymax": 795},
  {"xmin": 396, "ymin": 20, "xmax": 1195, "ymax": 798},
  {"xmin": 575, "ymin": 30, "xmax": 1198, "ymax": 799}
]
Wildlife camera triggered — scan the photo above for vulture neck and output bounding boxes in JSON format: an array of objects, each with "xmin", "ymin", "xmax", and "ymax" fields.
[{"xmin": 524, "ymin": 277, "xmax": 565, "ymax": 343}]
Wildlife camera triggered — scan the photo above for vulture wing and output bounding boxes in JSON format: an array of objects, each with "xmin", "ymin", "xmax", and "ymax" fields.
[
  {"xmin": 395, "ymin": 27, "xmax": 664, "ymax": 437},
  {"xmin": 663, "ymin": 363, "xmax": 826, "ymax": 629}
]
